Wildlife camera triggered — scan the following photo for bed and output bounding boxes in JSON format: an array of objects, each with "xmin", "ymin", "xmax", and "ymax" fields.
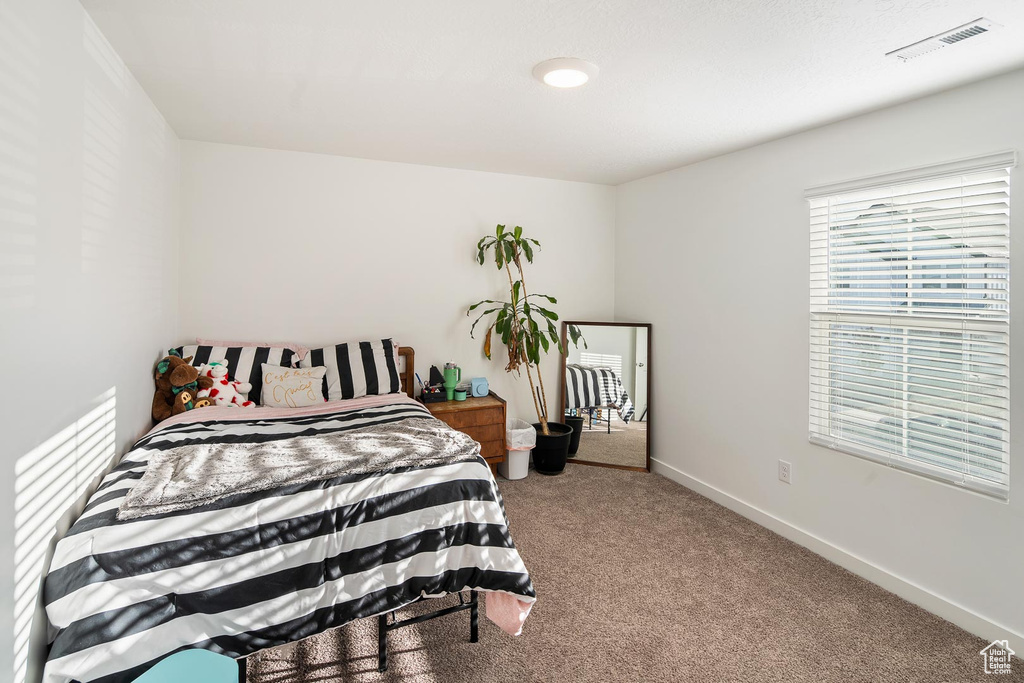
[
  {"xmin": 41, "ymin": 347, "xmax": 535, "ymax": 683},
  {"xmin": 563, "ymin": 364, "xmax": 635, "ymax": 430}
]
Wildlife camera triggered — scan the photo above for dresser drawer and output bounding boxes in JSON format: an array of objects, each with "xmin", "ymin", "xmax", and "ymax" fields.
[
  {"xmin": 438, "ymin": 407, "xmax": 503, "ymax": 430},
  {"xmin": 425, "ymin": 393, "xmax": 507, "ymax": 471},
  {"xmin": 459, "ymin": 423, "xmax": 503, "ymax": 444},
  {"xmin": 478, "ymin": 439, "xmax": 505, "ymax": 459}
]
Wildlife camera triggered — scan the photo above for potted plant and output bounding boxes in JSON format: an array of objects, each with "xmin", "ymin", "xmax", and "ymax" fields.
[
  {"xmin": 468, "ymin": 225, "xmax": 584, "ymax": 474},
  {"xmin": 565, "ymin": 412, "xmax": 584, "ymax": 456}
]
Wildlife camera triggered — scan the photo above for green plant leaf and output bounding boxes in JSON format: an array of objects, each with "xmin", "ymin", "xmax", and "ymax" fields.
[
  {"xmin": 539, "ymin": 333, "xmax": 549, "ymax": 353},
  {"xmin": 513, "ymin": 225, "xmax": 522, "ymax": 240},
  {"xmin": 521, "ymin": 239, "xmax": 533, "ymax": 263},
  {"xmin": 567, "ymin": 324, "xmax": 587, "ymax": 349},
  {"xmin": 467, "ymin": 299, "xmax": 500, "ymax": 313},
  {"xmin": 468, "ymin": 307, "xmax": 501, "ymax": 337},
  {"xmin": 496, "ymin": 224, "xmax": 505, "ymax": 237},
  {"xmin": 535, "ymin": 306, "xmax": 558, "ymax": 321}
]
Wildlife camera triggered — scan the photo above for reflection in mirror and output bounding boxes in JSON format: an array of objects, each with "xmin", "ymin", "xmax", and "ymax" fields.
[{"xmin": 560, "ymin": 322, "xmax": 650, "ymax": 471}]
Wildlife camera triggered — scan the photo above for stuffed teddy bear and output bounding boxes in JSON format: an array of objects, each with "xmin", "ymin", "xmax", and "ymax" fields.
[
  {"xmin": 197, "ymin": 360, "xmax": 256, "ymax": 408},
  {"xmin": 152, "ymin": 350, "xmax": 214, "ymax": 422}
]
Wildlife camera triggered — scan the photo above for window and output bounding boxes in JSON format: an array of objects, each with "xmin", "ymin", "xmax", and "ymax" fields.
[{"xmin": 807, "ymin": 152, "xmax": 1014, "ymax": 499}]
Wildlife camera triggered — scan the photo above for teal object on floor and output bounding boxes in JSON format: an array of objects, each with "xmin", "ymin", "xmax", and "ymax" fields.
[{"xmin": 132, "ymin": 650, "xmax": 240, "ymax": 683}]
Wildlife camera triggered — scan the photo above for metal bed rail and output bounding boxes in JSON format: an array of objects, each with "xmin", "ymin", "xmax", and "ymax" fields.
[{"xmin": 235, "ymin": 590, "xmax": 480, "ymax": 680}]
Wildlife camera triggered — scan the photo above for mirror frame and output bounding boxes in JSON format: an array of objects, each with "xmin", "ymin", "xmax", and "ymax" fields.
[{"xmin": 558, "ymin": 321, "xmax": 652, "ymax": 473}]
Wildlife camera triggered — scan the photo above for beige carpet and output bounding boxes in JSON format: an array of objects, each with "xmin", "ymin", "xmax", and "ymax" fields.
[
  {"xmin": 246, "ymin": 466, "xmax": 1019, "ymax": 683},
  {"xmin": 571, "ymin": 418, "xmax": 647, "ymax": 468}
]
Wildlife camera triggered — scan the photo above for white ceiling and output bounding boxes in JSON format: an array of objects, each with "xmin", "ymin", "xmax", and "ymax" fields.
[{"xmin": 82, "ymin": 0, "xmax": 1024, "ymax": 185}]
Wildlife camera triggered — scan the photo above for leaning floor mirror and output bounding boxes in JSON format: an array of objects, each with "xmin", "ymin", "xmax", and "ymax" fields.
[{"xmin": 559, "ymin": 321, "xmax": 651, "ymax": 471}]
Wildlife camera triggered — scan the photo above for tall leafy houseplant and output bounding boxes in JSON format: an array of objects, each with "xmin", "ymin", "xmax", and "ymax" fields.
[{"xmin": 467, "ymin": 225, "xmax": 583, "ymax": 436}]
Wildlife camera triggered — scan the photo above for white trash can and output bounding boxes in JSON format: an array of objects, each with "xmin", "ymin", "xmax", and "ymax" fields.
[
  {"xmin": 500, "ymin": 449, "xmax": 531, "ymax": 480},
  {"xmin": 501, "ymin": 418, "xmax": 536, "ymax": 480}
]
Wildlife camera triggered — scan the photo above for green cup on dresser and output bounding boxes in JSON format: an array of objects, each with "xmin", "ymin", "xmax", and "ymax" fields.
[{"xmin": 443, "ymin": 366, "xmax": 461, "ymax": 400}]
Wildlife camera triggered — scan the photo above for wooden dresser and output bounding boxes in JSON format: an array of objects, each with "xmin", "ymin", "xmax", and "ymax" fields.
[{"xmin": 424, "ymin": 392, "xmax": 507, "ymax": 472}]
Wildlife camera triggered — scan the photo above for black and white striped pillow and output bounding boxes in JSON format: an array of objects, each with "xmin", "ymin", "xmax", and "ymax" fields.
[
  {"xmin": 174, "ymin": 345, "xmax": 297, "ymax": 406},
  {"xmin": 299, "ymin": 339, "xmax": 400, "ymax": 401}
]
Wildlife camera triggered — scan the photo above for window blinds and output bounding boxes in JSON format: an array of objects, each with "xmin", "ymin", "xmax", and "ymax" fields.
[{"xmin": 808, "ymin": 152, "xmax": 1014, "ymax": 499}]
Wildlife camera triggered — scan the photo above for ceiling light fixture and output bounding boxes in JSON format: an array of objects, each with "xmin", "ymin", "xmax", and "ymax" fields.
[{"xmin": 533, "ymin": 58, "xmax": 598, "ymax": 88}]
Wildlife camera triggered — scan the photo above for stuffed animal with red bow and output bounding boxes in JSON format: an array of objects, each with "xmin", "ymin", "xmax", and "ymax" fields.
[{"xmin": 197, "ymin": 360, "xmax": 256, "ymax": 408}]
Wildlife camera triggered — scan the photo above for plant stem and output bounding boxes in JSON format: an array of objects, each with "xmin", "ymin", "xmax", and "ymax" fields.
[
  {"xmin": 523, "ymin": 357, "xmax": 548, "ymax": 436},
  {"xmin": 535, "ymin": 359, "xmax": 549, "ymax": 422},
  {"xmin": 503, "ymin": 256, "xmax": 548, "ymax": 433},
  {"xmin": 512, "ymin": 249, "xmax": 551, "ymax": 431}
]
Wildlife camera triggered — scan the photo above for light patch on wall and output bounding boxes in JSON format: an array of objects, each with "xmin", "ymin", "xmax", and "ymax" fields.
[
  {"xmin": 12, "ymin": 388, "xmax": 116, "ymax": 683},
  {"xmin": 0, "ymin": 1, "xmax": 39, "ymax": 311},
  {"xmin": 81, "ymin": 10, "xmax": 132, "ymax": 276},
  {"xmin": 122, "ymin": 99, "xmax": 170, "ymax": 326},
  {"xmin": 81, "ymin": 79, "xmax": 122, "ymax": 275},
  {"xmin": 82, "ymin": 15, "xmax": 126, "ymax": 91}
]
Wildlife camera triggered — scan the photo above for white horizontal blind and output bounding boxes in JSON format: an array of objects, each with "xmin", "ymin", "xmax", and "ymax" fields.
[
  {"xmin": 580, "ymin": 352, "xmax": 623, "ymax": 378},
  {"xmin": 809, "ymin": 153, "xmax": 1013, "ymax": 499}
]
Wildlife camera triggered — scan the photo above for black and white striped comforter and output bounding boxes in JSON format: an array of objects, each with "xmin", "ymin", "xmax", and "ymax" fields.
[
  {"xmin": 564, "ymin": 365, "xmax": 635, "ymax": 423},
  {"xmin": 42, "ymin": 396, "xmax": 535, "ymax": 683}
]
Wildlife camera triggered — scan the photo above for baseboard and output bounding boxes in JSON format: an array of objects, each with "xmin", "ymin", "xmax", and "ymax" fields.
[{"xmin": 651, "ymin": 457, "xmax": 1023, "ymax": 653}]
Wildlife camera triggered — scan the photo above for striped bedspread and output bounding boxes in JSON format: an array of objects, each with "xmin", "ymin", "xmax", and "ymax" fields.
[
  {"xmin": 41, "ymin": 395, "xmax": 535, "ymax": 683},
  {"xmin": 564, "ymin": 364, "xmax": 635, "ymax": 423}
]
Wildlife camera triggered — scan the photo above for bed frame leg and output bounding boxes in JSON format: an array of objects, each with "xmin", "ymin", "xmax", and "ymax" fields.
[
  {"xmin": 376, "ymin": 592, "xmax": 478, "ymax": 672},
  {"xmin": 237, "ymin": 657, "xmax": 247, "ymax": 683},
  {"xmin": 470, "ymin": 591, "xmax": 479, "ymax": 643},
  {"xmin": 378, "ymin": 613, "xmax": 388, "ymax": 672}
]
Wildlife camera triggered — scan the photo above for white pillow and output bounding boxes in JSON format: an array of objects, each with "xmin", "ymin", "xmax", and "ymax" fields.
[{"xmin": 261, "ymin": 364, "xmax": 327, "ymax": 408}]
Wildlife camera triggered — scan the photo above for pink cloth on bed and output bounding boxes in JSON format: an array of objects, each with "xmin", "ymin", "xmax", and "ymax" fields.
[{"xmin": 485, "ymin": 592, "xmax": 534, "ymax": 636}]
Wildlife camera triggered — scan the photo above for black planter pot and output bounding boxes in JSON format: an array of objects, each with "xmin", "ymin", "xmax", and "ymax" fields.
[
  {"xmin": 532, "ymin": 422, "xmax": 573, "ymax": 475},
  {"xmin": 565, "ymin": 416, "xmax": 584, "ymax": 456}
]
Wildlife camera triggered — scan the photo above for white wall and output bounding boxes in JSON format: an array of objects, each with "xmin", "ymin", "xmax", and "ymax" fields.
[
  {"xmin": 179, "ymin": 141, "xmax": 616, "ymax": 421},
  {"xmin": 0, "ymin": 1, "xmax": 181, "ymax": 680},
  {"xmin": 615, "ymin": 67, "xmax": 1024, "ymax": 647}
]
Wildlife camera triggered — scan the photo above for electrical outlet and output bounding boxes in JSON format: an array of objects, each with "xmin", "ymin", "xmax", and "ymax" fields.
[{"xmin": 778, "ymin": 460, "xmax": 792, "ymax": 484}]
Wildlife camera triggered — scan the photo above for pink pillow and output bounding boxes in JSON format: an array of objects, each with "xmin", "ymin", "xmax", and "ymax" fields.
[{"xmin": 196, "ymin": 338, "xmax": 308, "ymax": 361}]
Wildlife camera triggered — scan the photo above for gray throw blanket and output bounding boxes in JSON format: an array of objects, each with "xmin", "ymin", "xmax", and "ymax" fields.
[{"xmin": 118, "ymin": 417, "xmax": 481, "ymax": 520}]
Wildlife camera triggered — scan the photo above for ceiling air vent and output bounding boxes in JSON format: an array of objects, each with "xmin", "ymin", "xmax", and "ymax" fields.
[{"xmin": 887, "ymin": 18, "xmax": 996, "ymax": 61}]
